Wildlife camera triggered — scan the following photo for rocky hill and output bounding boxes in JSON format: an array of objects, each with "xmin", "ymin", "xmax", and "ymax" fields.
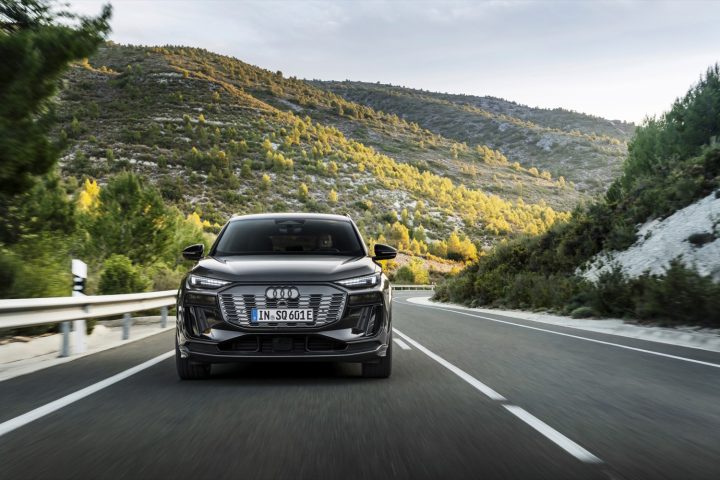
[
  {"xmin": 55, "ymin": 44, "xmax": 579, "ymax": 253},
  {"xmin": 315, "ymin": 81, "xmax": 634, "ymax": 193}
]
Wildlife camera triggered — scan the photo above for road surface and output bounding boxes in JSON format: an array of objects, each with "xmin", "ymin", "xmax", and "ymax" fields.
[{"xmin": 1, "ymin": 292, "xmax": 719, "ymax": 479}]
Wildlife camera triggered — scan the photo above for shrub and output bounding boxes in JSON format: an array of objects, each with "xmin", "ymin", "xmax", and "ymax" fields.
[
  {"xmin": 298, "ymin": 183, "xmax": 309, "ymax": 202},
  {"xmin": 393, "ymin": 266, "xmax": 414, "ymax": 284},
  {"xmin": 588, "ymin": 268, "xmax": 638, "ymax": 318},
  {"xmin": 634, "ymin": 261, "xmax": 720, "ymax": 326},
  {"xmin": 98, "ymin": 254, "xmax": 150, "ymax": 295},
  {"xmin": 687, "ymin": 232, "xmax": 715, "ymax": 247},
  {"xmin": 148, "ymin": 263, "xmax": 184, "ymax": 291},
  {"xmin": 392, "ymin": 258, "xmax": 430, "ymax": 284},
  {"xmin": 570, "ymin": 306, "xmax": 594, "ymax": 319}
]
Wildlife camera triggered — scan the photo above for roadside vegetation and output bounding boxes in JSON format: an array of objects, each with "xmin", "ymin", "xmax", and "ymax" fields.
[
  {"xmin": 435, "ymin": 65, "xmax": 720, "ymax": 327},
  {"xmin": 0, "ymin": 2, "xmax": 208, "ymax": 323}
]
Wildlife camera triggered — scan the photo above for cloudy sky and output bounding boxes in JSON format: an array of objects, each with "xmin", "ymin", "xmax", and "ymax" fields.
[{"xmin": 69, "ymin": 0, "xmax": 720, "ymax": 123}]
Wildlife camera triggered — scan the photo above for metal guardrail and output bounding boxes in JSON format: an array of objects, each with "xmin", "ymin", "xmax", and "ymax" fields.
[
  {"xmin": 0, "ymin": 290, "xmax": 177, "ymax": 330},
  {"xmin": 0, "ymin": 290, "xmax": 177, "ymax": 357},
  {"xmin": 0, "ymin": 285, "xmax": 434, "ymax": 330},
  {"xmin": 0, "ymin": 285, "xmax": 433, "ymax": 357}
]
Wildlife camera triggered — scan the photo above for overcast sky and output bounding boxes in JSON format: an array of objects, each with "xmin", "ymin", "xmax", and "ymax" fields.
[{"xmin": 69, "ymin": 0, "xmax": 720, "ymax": 123}]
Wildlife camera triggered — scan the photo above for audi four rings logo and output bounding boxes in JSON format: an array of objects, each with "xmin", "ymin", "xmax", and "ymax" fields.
[{"xmin": 265, "ymin": 287, "xmax": 300, "ymax": 300}]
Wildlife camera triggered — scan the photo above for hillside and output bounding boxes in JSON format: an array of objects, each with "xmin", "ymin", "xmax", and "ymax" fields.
[
  {"xmin": 435, "ymin": 65, "xmax": 720, "ymax": 326},
  {"xmin": 56, "ymin": 44, "xmax": 578, "ymax": 252},
  {"xmin": 582, "ymin": 191, "xmax": 720, "ymax": 282},
  {"xmin": 315, "ymin": 81, "xmax": 634, "ymax": 193}
]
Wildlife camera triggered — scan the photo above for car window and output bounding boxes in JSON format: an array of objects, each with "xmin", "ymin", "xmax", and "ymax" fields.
[{"xmin": 213, "ymin": 218, "xmax": 365, "ymax": 256}]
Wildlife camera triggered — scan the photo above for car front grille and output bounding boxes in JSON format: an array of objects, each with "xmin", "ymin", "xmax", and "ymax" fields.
[{"xmin": 219, "ymin": 285, "xmax": 347, "ymax": 327}]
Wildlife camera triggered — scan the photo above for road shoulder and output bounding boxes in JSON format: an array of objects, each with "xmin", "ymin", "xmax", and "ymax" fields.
[{"xmin": 405, "ymin": 296, "xmax": 720, "ymax": 353}]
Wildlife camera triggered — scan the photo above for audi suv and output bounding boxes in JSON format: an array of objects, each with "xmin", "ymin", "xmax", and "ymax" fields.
[{"xmin": 175, "ymin": 213, "xmax": 397, "ymax": 379}]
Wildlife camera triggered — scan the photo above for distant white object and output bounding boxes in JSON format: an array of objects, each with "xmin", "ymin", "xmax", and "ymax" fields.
[
  {"xmin": 71, "ymin": 259, "xmax": 88, "ymax": 354},
  {"xmin": 71, "ymin": 259, "xmax": 87, "ymax": 279}
]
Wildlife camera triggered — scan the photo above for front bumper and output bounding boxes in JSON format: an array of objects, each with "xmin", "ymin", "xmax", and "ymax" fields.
[
  {"xmin": 178, "ymin": 336, "xmax": 388, "ymax": 363},
  {"xmin": 176, "ymin": 282, "xmax": 392, "ymax": 363}
]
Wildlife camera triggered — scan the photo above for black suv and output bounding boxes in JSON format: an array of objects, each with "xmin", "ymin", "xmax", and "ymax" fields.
[{"xmin": 175, "ymin": 213, "xmax": 397, "ymax": 379}]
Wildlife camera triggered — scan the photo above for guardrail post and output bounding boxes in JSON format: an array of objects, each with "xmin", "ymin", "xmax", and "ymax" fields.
[
  {"xmin": 59, "ymin": 321, "xmax": 71, "ymax": 357},
  {"xmin": 122, "ymin": 313, "xmax": 131, "ymax": 340},
  {"xmin": 160, "ymin": 306, "xmax": 168, "ymax": 328},
  {"xmin": 71, "ymin": 259, "xmax": 88, "ymax": 354}
]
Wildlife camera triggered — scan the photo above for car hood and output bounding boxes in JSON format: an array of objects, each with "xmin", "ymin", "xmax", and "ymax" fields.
[{"xmin": 191, "ymin": 255, "xmax": 379, "ymax": 283}]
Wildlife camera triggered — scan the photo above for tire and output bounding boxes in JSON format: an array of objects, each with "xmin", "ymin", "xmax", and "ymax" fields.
[
  {"xmin": 362, "ymin": 337, "xmax": 392, "ymax": 378},
  {"xmin": 176, "ymin": 339, "xmax": 211, "ymax": 380}
]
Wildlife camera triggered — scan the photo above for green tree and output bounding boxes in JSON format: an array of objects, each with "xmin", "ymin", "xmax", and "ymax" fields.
[
  {"xmin": 413, "ymin": 225, "xmax": 426, "ymax": 242},
  {"xmin": 400, "ymin": 208, "xmax": 410, "ymax": 226},
  {"xmin": 85, "ymin": 172, "xmax": 173, "ymax": 265},
  {"xmin": 98, "ymin": 254, "xmax": 150, "ymax": 294},
  {"xmin": 0, "ymin": 0, "xmax": 111, "ymax": 197},
  {"xmin": 0, "ymin": 170, "xmax": 75, "ymax": 244},
  {"xmin": 386, "ymin": 221, "xmax": 410, "ymax": 249},
  {"xmin": 241, "ymin": 160, "xmax": 252, "ymax": 178}
]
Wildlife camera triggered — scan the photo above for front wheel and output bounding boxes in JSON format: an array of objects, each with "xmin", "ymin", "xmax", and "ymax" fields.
[
  {"xmin": 176, "ymin": 339, "xmax": 211, "ymax": 380},
  {"xmin": 362, "ymin": 338, "xmax": 392, "ymax": 378}
]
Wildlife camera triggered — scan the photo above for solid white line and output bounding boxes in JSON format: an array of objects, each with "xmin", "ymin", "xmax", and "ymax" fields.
[
  {"xmin": 393, "ymin": 328, "xmax": 506, "ymax": 401},
  {"xmin": 504, "ymin": 405, "xmax": 602, "ymax": 464},
  {"xmin": 400, "ymin": 301, "xmax": 720, "ymax": 369},
  {"xmin": 393, "ymin": 338, "xmax": 411, "ymax": 350},
  {"xmin": 0, "ymin": 350, "xmax": 174, "ymax": 438}
]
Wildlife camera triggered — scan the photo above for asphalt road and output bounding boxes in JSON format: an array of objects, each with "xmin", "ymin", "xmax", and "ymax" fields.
[{"xmin": 1, "ymin": 292, "xmax": 719, "ymax": 479}]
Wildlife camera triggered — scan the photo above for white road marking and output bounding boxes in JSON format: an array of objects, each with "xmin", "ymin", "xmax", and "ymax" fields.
[
  {"xmin": 0, "ymin": 350, "xmax": 174, "ymax": 438},
  {"xmin": 392, "ymin": 328, "xmax": 603, "ymax": 464},
  {"xmin": 504, "ymin": 405, "xmax": 602, "ymax": 464},
  {"xmin": 392, "ymin": 338, "xmax": 411, "ymax": 350},
  {"xmin": 401, "ymin": 300, "xmax": 720, "ymax": 369},
  {"xmin": 393, "ymin": 328, "xmax": 506, "ymax": 401}
]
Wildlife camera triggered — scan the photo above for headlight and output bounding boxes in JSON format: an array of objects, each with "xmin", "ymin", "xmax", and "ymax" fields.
[
  {"xmin": 336, "ymin": 273, "xmax": 380, "ymax": 289},
  {"xmin": 187, "ymin": 274, "xmax": 230, "ymax": 289}
]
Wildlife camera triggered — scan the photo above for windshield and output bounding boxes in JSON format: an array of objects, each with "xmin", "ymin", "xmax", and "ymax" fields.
[{"xmin": 213, "ymin": 218, "xmax": 365, "ymax": 256}]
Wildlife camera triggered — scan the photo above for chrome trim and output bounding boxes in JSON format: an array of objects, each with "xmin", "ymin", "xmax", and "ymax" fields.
[{"xmin": 265, "ymin": 286, "xmax": 300, "ymax": 300}]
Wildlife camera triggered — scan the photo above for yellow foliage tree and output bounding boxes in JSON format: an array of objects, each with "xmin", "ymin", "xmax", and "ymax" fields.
[
  {"xmin": 78, "ymin": 179, "xmax": 100, "ymax": 212},
  {"xmin": 186, "ymin": 212, "xmax": 203, "ymax": 229},
  {"xmin": 261, "ymin": 174, "xmax": 271, "ymax": 190},
  {"xmin": 386, "ymin": 221, "xmax": 410, "ymax": 250}
]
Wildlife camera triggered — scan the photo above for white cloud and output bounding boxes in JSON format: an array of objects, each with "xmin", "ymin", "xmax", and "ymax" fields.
[{"xmin": 69, "ymin": 0, "xmax": 720, "ymax": 122}]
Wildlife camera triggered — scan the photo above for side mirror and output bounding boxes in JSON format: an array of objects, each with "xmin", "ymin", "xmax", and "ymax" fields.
[
  {"xmin": 182, "ymin": 244, "xmax": 204, "ymax": 261},
  {"xmin": 372, "ymin": 243, "xmax": 397, "ymax": 261}
]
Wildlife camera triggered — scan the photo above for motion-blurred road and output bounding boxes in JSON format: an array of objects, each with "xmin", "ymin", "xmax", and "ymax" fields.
[{"xmin": 1, "ymin": 292, "xmax": 719, "ymax": 479}]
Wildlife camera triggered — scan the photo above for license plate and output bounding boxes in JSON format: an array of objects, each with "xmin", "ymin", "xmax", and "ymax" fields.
[{"xmin": 251, "ymin": 309, "xmax": 314, "ymax": 323}]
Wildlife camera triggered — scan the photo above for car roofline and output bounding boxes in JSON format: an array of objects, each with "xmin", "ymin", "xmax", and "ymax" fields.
[{"xmin": 227, "ymin": 212, "xmax": 354, "ymax": 223}]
